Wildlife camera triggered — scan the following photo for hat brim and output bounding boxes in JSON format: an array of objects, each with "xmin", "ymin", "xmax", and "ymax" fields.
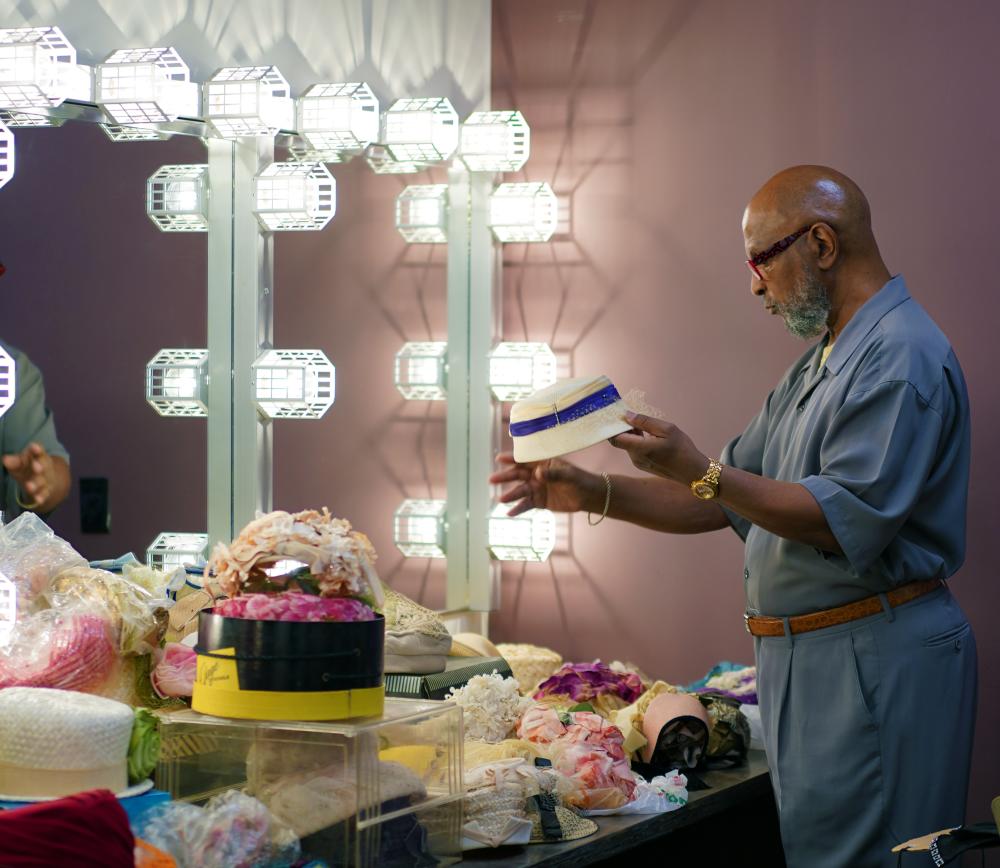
[
  {"xmin": 0, "ymin": 778, "xmax": 153, "ymax": 804},
  {"xmin": 512, "ymin": 403, "xmax": 632, "ymax": 464},
  {"xmin": 527, "ymin": 804, "xmax": 599, "ymax": 843}
]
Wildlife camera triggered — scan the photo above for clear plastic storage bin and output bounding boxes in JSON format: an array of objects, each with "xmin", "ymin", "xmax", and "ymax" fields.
[{"xmin": 156, "ymin": 698, "xmax": 463, "ymax": 867}]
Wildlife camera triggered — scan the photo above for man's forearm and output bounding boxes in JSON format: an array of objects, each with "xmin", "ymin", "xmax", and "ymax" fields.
[
  {"xmin": 600, "ymin": 474, "xmax": 730, "ymax": 534},
  {"xmin": 717, "ymin": 465, "xmax": 841, "ymax": 553}
]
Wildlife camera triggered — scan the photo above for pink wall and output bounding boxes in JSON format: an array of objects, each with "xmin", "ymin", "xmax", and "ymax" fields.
[{"xmin": 488, "ymin": 0, "xmax": 1000, "ymax": 825}]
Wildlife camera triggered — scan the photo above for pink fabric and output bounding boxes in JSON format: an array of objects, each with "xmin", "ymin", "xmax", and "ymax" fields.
[
  {"xmin": 517, "ymin": 705, "xmax": 636, "ymax": 808},
  {"xmin": 212, "ymin": 592, "xmax": 375, "ymax": 622}
]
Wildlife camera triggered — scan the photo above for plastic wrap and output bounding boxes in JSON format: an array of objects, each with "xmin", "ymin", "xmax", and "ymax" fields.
[
  {"xmin": 0, "ymin": 513, "xmax": 87, "ymax": 615},
  {"xmin": 136, "ymin": 790, "xmax": 300, "ymax": 868},
  {"xmin": 48, "ymin": 566, "xmax": 167, "ymax": 656},
  {"xmin": 583, "ymin": 770, "xmax": 688, "ymax": 816},
  {"xmin": 0, "ymin": 603, "xmax": 118, "ymax": 692}
]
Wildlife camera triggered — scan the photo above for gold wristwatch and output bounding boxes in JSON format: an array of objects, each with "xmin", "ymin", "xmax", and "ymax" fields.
[{"xmin": 690, "ymin": 459, "xmax": 723, "ymax": 500}]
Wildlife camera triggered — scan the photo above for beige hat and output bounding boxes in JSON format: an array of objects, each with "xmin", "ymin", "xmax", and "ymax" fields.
[
  {"xmin": 0, "ymin": 687, "xmax": 145, "ymax": 800},
  {"xmin": 510, "ymin": 376, "xmax": 632, "ymax": 463}
]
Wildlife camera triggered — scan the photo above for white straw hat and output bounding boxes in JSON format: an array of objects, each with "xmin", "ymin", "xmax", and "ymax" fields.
[
  {"xmin": 510, "ymin": 375, "xmax": 632, "ymax": 463},
  {"xmin": 0, "ymin": 687, "xmax": 142, "ymax": 800}
]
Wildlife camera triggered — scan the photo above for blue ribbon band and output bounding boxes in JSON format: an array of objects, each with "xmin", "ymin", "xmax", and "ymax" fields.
[{"xmin": 509, "ymin": 384, "xmax": 622, "ymax": 437}]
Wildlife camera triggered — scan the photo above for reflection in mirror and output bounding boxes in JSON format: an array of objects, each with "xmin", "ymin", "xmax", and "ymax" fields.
[{"xmin": 0, "ymin": 119, "xmax": 207, "ymax": 559}]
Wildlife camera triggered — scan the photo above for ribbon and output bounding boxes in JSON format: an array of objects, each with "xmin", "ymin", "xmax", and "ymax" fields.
[{"xmin": 509, "ymin": 385, "xmax": 622, "ymax": 438}]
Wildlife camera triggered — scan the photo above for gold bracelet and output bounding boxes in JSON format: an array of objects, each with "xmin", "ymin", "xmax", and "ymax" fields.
[
  {"xmin": 587, "ymin": 473, "xmax": 612, "ymax": 526},
  {"xmin": 15, "ymin": 490, "xmax": 40, "ymax": 510}
]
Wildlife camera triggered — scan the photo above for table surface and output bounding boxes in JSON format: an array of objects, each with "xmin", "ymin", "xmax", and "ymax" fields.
[{"xmin": 459, "ymin": 750, "xmax": 772, "ymax": 867}]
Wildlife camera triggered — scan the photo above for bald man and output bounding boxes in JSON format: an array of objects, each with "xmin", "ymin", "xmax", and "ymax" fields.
[{"xmin": 491, "ymin": 166, "xmax": 977, "ymax": 867}]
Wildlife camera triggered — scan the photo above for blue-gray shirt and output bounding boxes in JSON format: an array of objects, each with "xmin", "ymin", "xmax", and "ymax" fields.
[
  {"xmin": 0, "ymin": 343, "xmax": 69, "ymax": 519},
  {"xmin": 720, "ymin": 276, "xmax": 970, "ymax": 617}
]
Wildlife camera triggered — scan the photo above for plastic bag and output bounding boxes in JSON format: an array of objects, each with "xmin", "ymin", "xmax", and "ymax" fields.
[
  {"xmin": 136, "ymin": 790, "xmax": 300, "ymax": 868},
  {"xmin": 583, "ymin": 770, "xmax": 689, "ymax": 816},
  {"xmin": 0, "ymin": 513, "xmax": 87, "ymax": 615},
  {"xmin": 47, "ymin": 566, "xmax": 168, "ymax": 656},
  {"xmin": 0, "ymin": 602, "xmax": 119, "ymax": 692}
]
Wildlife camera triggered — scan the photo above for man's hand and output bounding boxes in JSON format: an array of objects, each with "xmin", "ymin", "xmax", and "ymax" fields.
[
  {"xmin": 609, "ymin": 411, "xmax": 709, "ymax": 484},
  {"xmin": 2, "ymin": 442, "xmax": 71, "ymax": 513},
  {"xmin": 489, "ymin": 453, "xmax": 600, "ymax": 516}
]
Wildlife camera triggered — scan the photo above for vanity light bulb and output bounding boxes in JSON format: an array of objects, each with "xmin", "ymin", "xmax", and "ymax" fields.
[
  {"xmin": 488, "ymin": 342, "xmax": 557, "ymax": 402},
  {"xmin": 254, "ymin": 161, "xmax": 336, "ymax": 232},
  {"xmin": 488, "ymin": 504, "xmax": 555, "ymax": 562},
  {"xmin": 298, "ymin": 82, "xmax": 378, "ymax": 156},
  {"xmin": 394, "ymin": 342, "xmax": 448, "ymax": 400},
  {"xmin": 146, "ymin": 533, "xmax": 209, "ymax": 571},
  {"xmin": 205, "ymin": 65, "xmax": 293, "ymax": 138},
  {"xmin": 383, "ymin": 97, "xmax": 459, "ymax": 163},
  {"xmin": 253, "ymin": 349, "xmax": 335, "ymax": 419},
  {"xmin": 489, "ymin": 182, "xmax": 558, "ymax": 243},
  {"xmin": 460, "ymin": 110, "xmax": 530, "ymax": 173},
  {"xmin": 147, "ymin": 165, "xmax": 209, "ymax": 232},
  {"xmin": 145, "ymin": 349, "xmax": 209, "ymax": 417},
  {"xmin": 0, "ymin": 26, "xmax": 91, "ymax": 109},
  {"xmin": 395, "ymin": 185, "xmax": 448, "ymax": 243},
  {"xmin": 0, "ymin": 345, "xmax": 14, "ymax": 421},
  {"xmin": 0, "ymin": 571, "xmax": 15, "ymax": 647},
  {"xmin": 0, "ymin": 118, "xmax": 13, "ymax": 190},
  {"xmin": 394, "ymin": 499, "xmax": 447, "ymax": 558},
  {"xmin": 96, "ymin": 47, "xmax": 198, "ymax": 126}
]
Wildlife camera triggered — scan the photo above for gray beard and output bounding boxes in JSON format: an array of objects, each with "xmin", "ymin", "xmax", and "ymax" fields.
[{"xmin": 774, "ymin": 271, "xmax": 831, "ymax": 340}]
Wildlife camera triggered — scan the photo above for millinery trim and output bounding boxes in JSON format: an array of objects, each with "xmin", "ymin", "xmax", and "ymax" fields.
[{"xmin": 510, "ymin": 385, "xmax": 622, "ymax": 437}]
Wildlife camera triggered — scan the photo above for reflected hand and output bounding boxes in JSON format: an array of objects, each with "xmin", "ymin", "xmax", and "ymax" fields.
[
  {"xmin": 2, "ymin": 442, "xmax": 64, "ymax": 510},
  {"xmin": 489, "ymin": 452, "xmax": 596, "ymax": 516}
]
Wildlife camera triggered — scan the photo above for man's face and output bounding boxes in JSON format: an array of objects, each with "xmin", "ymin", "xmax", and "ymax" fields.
[{"xmin": 743, "ymin": 215, "xmax": 830, "ymax": 340}]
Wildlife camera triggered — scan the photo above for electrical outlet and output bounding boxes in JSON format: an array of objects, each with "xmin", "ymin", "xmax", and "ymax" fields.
[{"xmin": 80, "ymin": 477, "xmax": 110, "ymax": 534}]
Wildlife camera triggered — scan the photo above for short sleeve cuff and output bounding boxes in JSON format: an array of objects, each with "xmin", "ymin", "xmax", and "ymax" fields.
[
  {"xmin": 799, "ymin": 475, "xmax": 870, "ymax": 576},
  {"xmin": 719, "ymin": 504, "xmax": 752, "ymax": 543}
]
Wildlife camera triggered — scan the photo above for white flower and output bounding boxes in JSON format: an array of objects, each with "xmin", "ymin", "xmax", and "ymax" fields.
[{"xmin": 447, "ymin": 672, "xmax": 529, "ymax": 743}]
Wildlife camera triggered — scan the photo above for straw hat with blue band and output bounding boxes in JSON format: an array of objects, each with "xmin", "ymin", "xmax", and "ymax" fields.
[{"xmin": 510, "ymin": 375, "xmax": 633, "ymax": 463}]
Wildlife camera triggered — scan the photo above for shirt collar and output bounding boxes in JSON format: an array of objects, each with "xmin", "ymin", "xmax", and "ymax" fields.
[{"xmin": 823, "ymin": 274, "xmax": 911, "ymax": 374}]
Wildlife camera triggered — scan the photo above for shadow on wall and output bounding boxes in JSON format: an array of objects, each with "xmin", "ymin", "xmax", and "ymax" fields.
[
  {"xmin": 7, "ymin": 0, "xmax": 489, "ymax": 114},
  {"xmin": 489, "ymin": 0, "xmax": 723, "ymax": 669}
]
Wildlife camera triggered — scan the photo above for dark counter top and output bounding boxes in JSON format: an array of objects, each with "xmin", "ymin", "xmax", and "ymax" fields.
[{"xmin": 459, "ymin": 750, "xmax": 773, "ymax": 867}]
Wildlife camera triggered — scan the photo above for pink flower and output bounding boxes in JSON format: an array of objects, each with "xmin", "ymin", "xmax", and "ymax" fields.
[
  {"xmin": 151, "ymin": 643, "xmax": 198, "ymax": 698},
  {"xmin": 212, "ymin": 592, "xmax": 375, "ymax": 623},
  {"xmin": 517, "ymin": 705, "xmax": 567, "ymax": 743}
]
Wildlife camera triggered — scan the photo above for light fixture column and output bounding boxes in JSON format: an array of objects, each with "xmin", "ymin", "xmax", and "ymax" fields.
[
  {"xmin": 206, "ymin": 136, "xmax": 274, "ymax": 548},
  {"xmin": 446, "ymin": 163, "xmax": 501, "ymax": 616}
]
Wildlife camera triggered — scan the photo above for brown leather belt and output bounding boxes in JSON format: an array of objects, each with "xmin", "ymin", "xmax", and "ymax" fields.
[{"xmin": 745, "ymin": 578, "xmax": 944, "ymax": 637}]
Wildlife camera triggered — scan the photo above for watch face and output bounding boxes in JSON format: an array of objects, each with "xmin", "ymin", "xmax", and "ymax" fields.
[{"xmin": 693, "ymin": 482, "xmax": 715, "ymax": 500}]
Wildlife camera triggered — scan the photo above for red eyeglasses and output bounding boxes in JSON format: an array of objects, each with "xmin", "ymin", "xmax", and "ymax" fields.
[{"xmin": 746, "ymin": 225, "xmax": 812, "ymax": 280}]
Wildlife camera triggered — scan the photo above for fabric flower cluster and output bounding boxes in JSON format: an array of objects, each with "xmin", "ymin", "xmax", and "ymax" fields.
[
  {"xmin": 533, "ymin": 660, "xmax": 643, "ymax": 705},
  {"xmin": 212, "ymin": 592, "xmax": 375, "ymax": 623},
  {"xmin": 447, "ymin": 673, "xmax": 529, "ymax": 743},
  {"xmin": 517, "ymin": 705, "xmax": 637, "ymax": 809},
  {"xmin": 205, "ymin": 508, "xmax": 383, "ymax": 607}
]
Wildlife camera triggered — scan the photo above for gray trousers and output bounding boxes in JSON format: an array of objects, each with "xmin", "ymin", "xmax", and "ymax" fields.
[{"xmin": 755, "ymin": 586, "xmax": 977, "ymax": 868}]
